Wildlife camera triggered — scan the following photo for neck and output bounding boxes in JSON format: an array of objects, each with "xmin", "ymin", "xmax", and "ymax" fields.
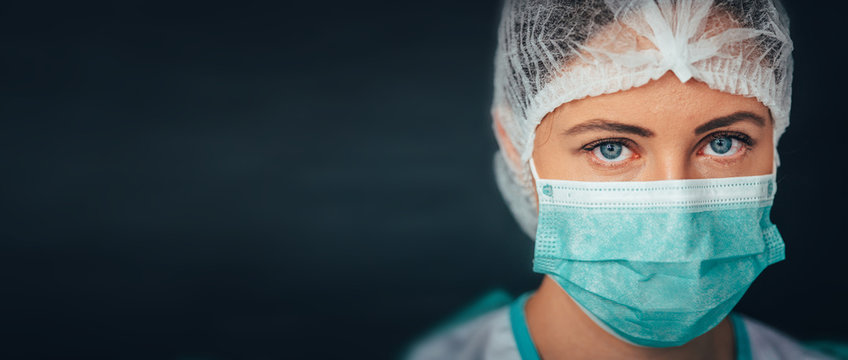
[{"xmin": 524, "ymin": 276, "xmax": 736, "ymax": 360}]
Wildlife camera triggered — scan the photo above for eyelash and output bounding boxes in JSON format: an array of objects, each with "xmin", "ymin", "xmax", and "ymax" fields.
[
  {"xmin": 581, "ymin": 137, "xmax": 636, "ymax": 153},
  {"xmin": 703, "ymin": 131, "xmax": 755, "ymax": 149},
  {"xmin": 579, "ymin": 131, "xmax": 756, "ymax": 166}
]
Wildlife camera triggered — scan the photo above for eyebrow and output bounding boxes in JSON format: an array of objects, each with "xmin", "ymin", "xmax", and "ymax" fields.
[
  {"xmin": 563, "ymin": 111, "xmax": 768, "ymax": 138},
  {"xmin": 694, "ymin": 111, "xmax": 767, "ymax": 135},
  {"xmin": 564, "ymin": 119, "xmax": 654, "ymax": 137}
]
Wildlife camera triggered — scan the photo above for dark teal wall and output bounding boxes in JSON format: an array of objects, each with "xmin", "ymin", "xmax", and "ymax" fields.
[{"xmin": 1, "ymin": 0, "xmax": 845, "ymax": 358}]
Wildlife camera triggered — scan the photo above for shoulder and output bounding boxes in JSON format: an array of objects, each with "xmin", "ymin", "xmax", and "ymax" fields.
[
  {"xmin": 740, "ymin": 314, "xmax": 836, "ymax": 360},
  {"xmin": 405, "ymin": 306, "xmax": 520, "ymax": 360}
]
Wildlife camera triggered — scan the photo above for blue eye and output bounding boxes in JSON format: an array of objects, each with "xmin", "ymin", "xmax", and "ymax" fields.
[
  {"xmin": 703, "ymin": 136, "xmax": 742, "ymax": 157},
  {"xmin": 600, "ymin": 143, "xmax": 622, "ymax": 159},
  {"xmin": 709, "ymin": 136, "xmax": 733, "ymax": 154},
  {"xmin": 591, "ymin": 141, "xmax": 632, "ymax": 162}
]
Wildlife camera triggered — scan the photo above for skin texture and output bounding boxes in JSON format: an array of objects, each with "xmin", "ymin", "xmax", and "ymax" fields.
[{"xmin": 525, "ymin": 71, "xmax": 774, "ymax": 360}]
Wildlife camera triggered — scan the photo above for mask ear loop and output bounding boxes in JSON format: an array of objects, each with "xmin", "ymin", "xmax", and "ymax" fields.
[
  {"xmin": 771, "ymin": 144, "xmax": 778, "ymax": 195},
  {"xmin": 528, "ymin": 158, "xmax": 541, "ymax": 181}
]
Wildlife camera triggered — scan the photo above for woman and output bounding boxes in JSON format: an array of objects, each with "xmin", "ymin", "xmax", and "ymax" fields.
[{"xmin": 407, "ymin": 0, "xmax": 837, "ymax": 359}]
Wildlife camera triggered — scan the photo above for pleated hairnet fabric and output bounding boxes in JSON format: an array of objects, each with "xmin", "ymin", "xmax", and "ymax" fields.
[{"xmin": 491, "ymin": 0, "xmax": 793, "ymax": 238}]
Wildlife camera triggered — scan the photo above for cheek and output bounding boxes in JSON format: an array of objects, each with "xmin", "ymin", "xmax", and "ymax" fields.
[
  {"xmin": 758, "ymin": 138, "xmax": 775, "ymax": 173},
  {"xmin": 751, "ymin": 129, "xmax": 775, "ymax": 174}
]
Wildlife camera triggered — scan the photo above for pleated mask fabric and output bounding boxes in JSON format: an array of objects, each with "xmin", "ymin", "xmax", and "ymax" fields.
[{"xmin": 530, "ymin": 159, "xmax": 785, "ymax": 347}]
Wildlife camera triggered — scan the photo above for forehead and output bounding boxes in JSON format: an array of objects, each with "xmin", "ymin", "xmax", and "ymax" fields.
[{"xmin": 547, "ymin": 71, "xmax": 771, "ymax": 129}]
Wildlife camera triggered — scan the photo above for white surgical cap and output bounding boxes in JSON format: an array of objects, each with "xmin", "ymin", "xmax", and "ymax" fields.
[{"xmin": 491, "ymin": 0, "xmax": 794, "ymax": 239}]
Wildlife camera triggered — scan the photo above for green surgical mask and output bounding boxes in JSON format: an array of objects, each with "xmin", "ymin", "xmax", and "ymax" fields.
[{"xmin": 530, "ymin": 159, "xmax": 785, "ymax": 348}]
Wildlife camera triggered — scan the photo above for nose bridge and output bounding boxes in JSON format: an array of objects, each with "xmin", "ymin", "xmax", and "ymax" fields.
[{"xmin": 644, "ymin": 149, "xmax": 692, "ymax": 181}]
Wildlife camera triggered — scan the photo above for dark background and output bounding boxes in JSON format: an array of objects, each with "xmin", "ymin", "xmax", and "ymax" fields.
[{"xmin": 1, "ymin": 1, "xmax": 846, "ymax": 359}]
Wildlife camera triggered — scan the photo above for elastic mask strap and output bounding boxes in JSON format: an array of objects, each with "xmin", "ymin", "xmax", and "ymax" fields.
[
  {"xmin": 770, "ymin": 148, "xmax": 778, "ymax": 194},
  {"xmin": 529, "ymin": 158, "xmax": 541, "ymax": 181}
]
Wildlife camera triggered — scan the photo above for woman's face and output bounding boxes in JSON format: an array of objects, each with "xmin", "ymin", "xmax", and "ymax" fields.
[{"xmin": 532, "ymin": 71, "xmax": 774, "ymax": 182}]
